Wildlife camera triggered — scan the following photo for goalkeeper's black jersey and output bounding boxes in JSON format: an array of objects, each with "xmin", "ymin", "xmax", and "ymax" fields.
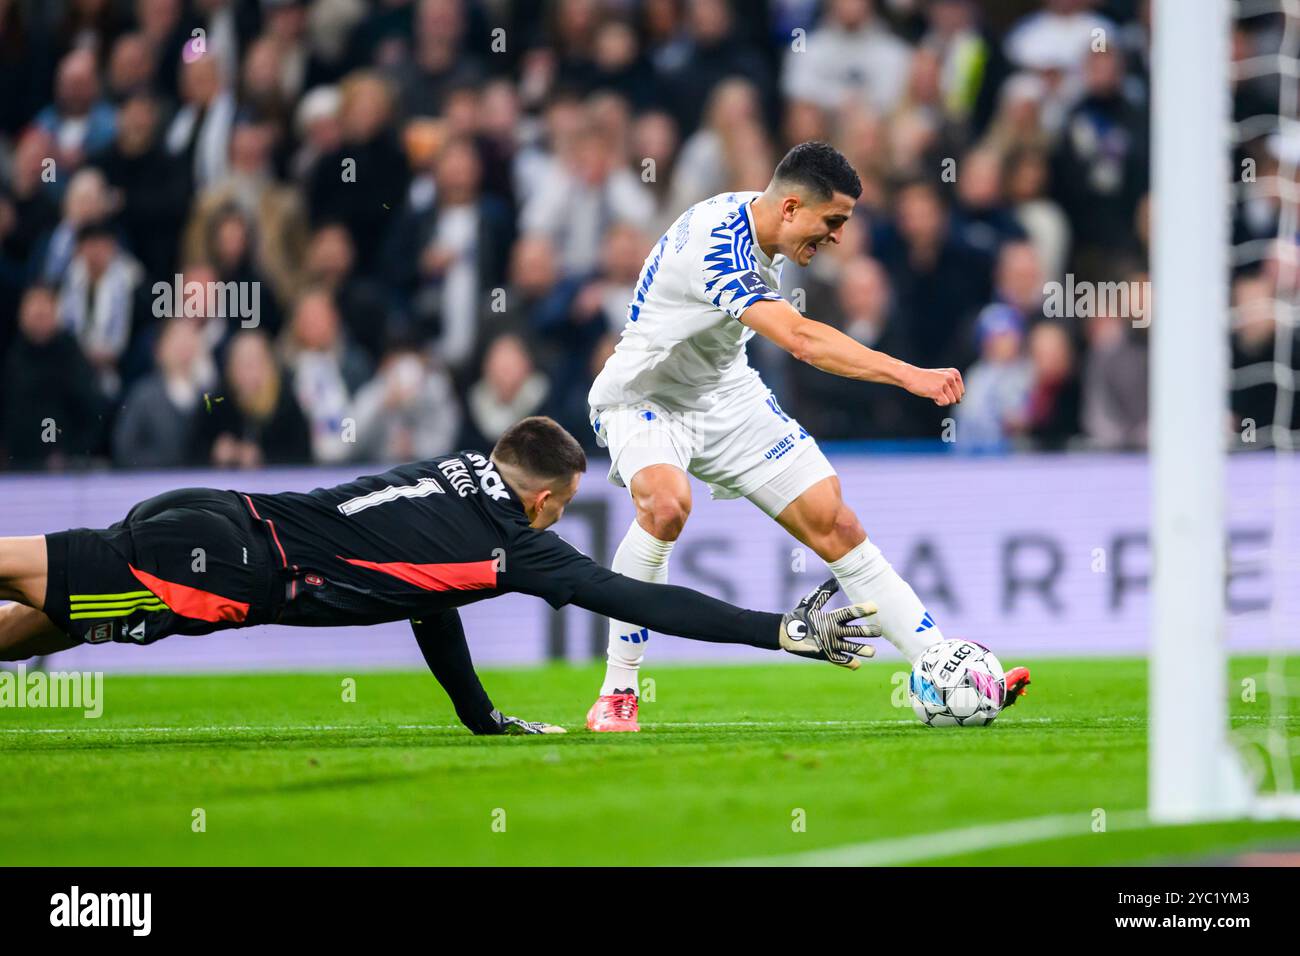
[
  {"xmin": 239, "ymin": 451, "xmax": 780, "ymax": 649},
  {"xmin": 242, "ymin": 451, "xmax": 592, "ymax": 625}
]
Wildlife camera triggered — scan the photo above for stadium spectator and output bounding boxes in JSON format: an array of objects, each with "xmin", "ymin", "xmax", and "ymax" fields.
[
  {"xmin": 873, "ymin": 179, "xmax": 992, "ymax": 370},
  {"xmin": 35, "ymin": 166, "xmax": 114, "ymax": 285},
  {"xmin": 34, "ymin": 48, "xmax": 118, "ymax": 175},
  {"xmin": 240, "ymin": 34, "xmax": 297, "ymax": 132},
  {"xmin": 106, "ymin": 31, "xmax": 157, "ymax": 103},
  {"xmin": 657, "ymin": 0, "xmax": 773, "ymax": 137},
  {"xmin": 782, "ymin": 0, "xmax": 911, "ymax": 117},
  {"xmin": 669, "ymin": 78, "xmax": 766, "ymax": 212},
  {"xmin": 301, "ymin": 222, "xmax": 390, "ymax": 362},
  {"xmin": 532, "ymin": 221, "xmax": 648, "ymax": 420},
  {"xmin": 630, "ymin": 108, "xmax": 680, "ymax": 234},
  {"xmin": 3, "ymin": 285, "xmax": 104, "ymax": 470},
  {"xmin": 57, "ymin": 217, "xmax": 146, "ymax": 399},
  {"xmin": 257, "ymin": 0, "xmax": 318, "ymax": 105},
  {"xmin": 94, "ymin": 93, "xmax": 188, "ymax": 282},
  {"xmin": 192, "ymin": 202, "xmax": 285, "ymax": 336},
  {"xmin": 1231, "ymin": 271, "xmax": 1300, "ymax": 447},
  {"xmin": 1004, "ymin": 147, "xmax": 1071, "ymax": 282},
  {"xmin": 307, "ymin": 70, "xmax": 409, "ymax": 273},
  {"xmin": 460, "ymin": 333, "xmax": 552, "ymax": 450},
  {"xmin": 191, "ymin": 0, "xmax": 248, "ymax": 84},
  {"xmin": 136, "ymin": 0, "xmax": 191, "ymax": 102},
  {"xmin": 112, "ymin": 316, "xmax": 213, "ymax": 468},
  {"xmin": 951, "ymin": 147, "xmax": 1028, "ymax": 258},
  {"xmin": 278, "ymin": 289, "xmax": 371, "ymax": 464},
  {"xmin": 190, "ymin": 328, "xmax": 311, "ymax": 467},
  {"xmin": 955, "ymin": 305, "xmax": 1032, "ymax": 452},
  {"xmin": 1004, "ymin": 0, "xmax": 1115, "ymax": 80},
  {"xmin": 289, "ymin": 84, "xmax": 342, "ymax": 185},
  {"xmin": 165, "ymin": 51, "xmax": 237, "ymax": 193},
  {"xmin": 384, "ymin": 135, "xmax": 513, "ymax": 370},
  {"xmin": 349, "ymin": 341, "xmax": 461, "ymax": 463},
  {"xmin": 1050, "ymin": 46, "xmax": 1149, "ymax": 278},
  {"xmin": 393, "ymin": 0, "xmax": 485, "ymax": 118},
  {"xmin": 0, "ymin": 132, "xmax": 60, "ymax": 330},
  {"xmin": 1082, "ymin": 302, "xmax": 1149, "ymax": 451},
  {"xmin": 882, "ymin": 43, "xmax": 948, "ymax": 181},
  {"xmin": 481, "ymin": 233, "xmax": 562, "ymax": 355},
  {"xmin": 184, "ymin": 120, "xmax": 308, "ymax": 311},
  {"xmin": 588, "ymin": 15, "xmax": 658, "ymax": 111},
  {"xmin": 966, "ymin": 240, "xmax": 1048, "ymax": 370},
  {"xmin": 170, "ymin": 259, "xmax": 237, "ymax": 366},
  {"xmin": 921, "ymin": 0, "xmax": 1011, "ymax": 137},
  {"xmin": 288, "ymin": 85, "xmax": 343, "ymax": 188},
  {"xmin": 1023, "ymin": 320, "xmax": 1082, "ymax": 450},
  {"xmin": 475, "ymin": 78, "xmax": 526, "ymax": 213},
  {"xmin": 56, "ymin": 0, "xmax": 128, "ymax": 61},
  {"xmin": 520, "ymin": 119, "xmax": 653, "ymax": 278},
  {"xmin": 976, "ymin": 71, "xmax": 1054, "ymax": 159},
  {"xmin": 0, "ymin": 0, "xmax": 52, "ymax": 137}
]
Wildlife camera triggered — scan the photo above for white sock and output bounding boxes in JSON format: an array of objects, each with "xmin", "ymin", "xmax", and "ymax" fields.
[
  {"xmin": 827, "ymin": 539, "xmax": 943, "ymax": 663},
  {"xmin": 600, "ymin": 520, "xmax": 675, "ymax": 697}
]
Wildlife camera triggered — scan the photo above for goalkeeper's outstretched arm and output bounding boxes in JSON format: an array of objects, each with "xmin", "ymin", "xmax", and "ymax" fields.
[{"xmin": 564, "ymin": 569, "xmax": 878, "ymax": 667}]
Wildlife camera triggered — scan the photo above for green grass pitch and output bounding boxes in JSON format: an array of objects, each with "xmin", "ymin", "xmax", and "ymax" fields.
[{"xmin": 2, "ymin": 657, "xmax": 1298, "ymax": 866}]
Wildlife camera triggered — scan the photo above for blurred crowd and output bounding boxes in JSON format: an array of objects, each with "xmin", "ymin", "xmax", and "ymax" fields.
[{"xmin": 0, "ymin": 0, "xmax": 1295, "ymax": 471}]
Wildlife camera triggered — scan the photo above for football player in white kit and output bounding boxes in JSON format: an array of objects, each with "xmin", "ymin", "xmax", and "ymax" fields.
[{"xmin": 586, "ymin": 142, "xmax": 1030, "ymax": 730}]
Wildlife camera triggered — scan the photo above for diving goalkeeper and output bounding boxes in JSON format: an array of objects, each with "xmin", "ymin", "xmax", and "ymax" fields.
[{"xmin": 0, "ymin": 416, "xmax": 878, "ymax": 734}]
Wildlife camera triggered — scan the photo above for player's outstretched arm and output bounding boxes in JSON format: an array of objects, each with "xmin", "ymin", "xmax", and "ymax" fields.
[
  {"xmin": 740, "ymin": 298, "xmax": 964, "ymax": 406},
  {"xmin": 410, "ymin": 611, "xmax": 564, "ymax": 735}
]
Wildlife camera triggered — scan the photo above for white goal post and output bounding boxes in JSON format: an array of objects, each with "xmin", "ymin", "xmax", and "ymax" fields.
[
  {"xmin": 1150, "ymin": 0, "xmax": 1300, "ymax": 822},
  {"xmin": 1149, "ymin": 0, "xmax": 1254, "ymax": 822}
]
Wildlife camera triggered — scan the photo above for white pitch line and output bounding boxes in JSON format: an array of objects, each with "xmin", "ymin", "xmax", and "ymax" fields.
[
  {"xmin": 715, "ymin": 809, "xmax": 1152, "ymax": 867},
  {"xmin": 0, "ymin": 714, "xmax": 1288, "ymax": 736},
  {"xmin": 0, "ymin": 716, "xmax": 1069, "ymax": 734},
  {"xmin": 0, "ymin": 723, "xmax": 462, "ymax": 734}
]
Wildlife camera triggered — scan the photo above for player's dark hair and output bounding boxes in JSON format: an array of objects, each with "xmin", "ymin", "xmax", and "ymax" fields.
[
  {"xmin": 492, "ymin": 416, "xmax": 588, "ymax": 484},
  {"xmin": 772, "ymin": 141, "xmax": 862, "ymax": 202}
]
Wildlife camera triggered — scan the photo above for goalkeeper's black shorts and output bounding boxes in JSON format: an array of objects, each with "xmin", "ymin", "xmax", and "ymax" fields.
[{"xmin": 43, "ymin": 488, "xmax": 287, "ymax": 646}]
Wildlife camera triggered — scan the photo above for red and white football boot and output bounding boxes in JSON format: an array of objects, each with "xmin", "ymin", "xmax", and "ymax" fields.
[
  {"xmin": 1002, "ymin": 666, "xmax": 1032, "ymax": 707},
  {"xmin": 586, "ymin": 688, "xmax": 640, "ymax": 732}
]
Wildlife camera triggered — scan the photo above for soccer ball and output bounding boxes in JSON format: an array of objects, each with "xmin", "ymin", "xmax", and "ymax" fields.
[{"xmin": 909, "ymin": 639, "xmax": 1006, "ymax": 727}]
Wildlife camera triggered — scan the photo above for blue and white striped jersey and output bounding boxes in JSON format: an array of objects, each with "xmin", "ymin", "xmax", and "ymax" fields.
[{"xmin": 588, "ymin": 191, "xmax": 787, "ymax": 413}]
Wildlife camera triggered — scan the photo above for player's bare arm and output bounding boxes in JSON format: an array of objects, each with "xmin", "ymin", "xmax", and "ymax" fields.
[
  {"xmin": 738, "ymin": 165, "xmax": 964, "ymax": 406},
  {"xmin": 740, "ymin": 297, "xmax": 965, "ymax": 406}
]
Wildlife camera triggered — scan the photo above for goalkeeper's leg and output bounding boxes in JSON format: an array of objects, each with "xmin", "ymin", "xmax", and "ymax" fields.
[{"xmin": 0, "ymin": 535, "xmax": 76, "ymax": 661}]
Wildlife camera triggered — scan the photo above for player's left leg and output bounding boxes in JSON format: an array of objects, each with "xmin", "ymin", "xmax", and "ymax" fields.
[
  {"xmin": 762, "ymin": 470, "xmax": 943, "ymax": 663},
  {"xmin": 759, "ymin": 465, "xmax": 1031, "ymax": 702}
]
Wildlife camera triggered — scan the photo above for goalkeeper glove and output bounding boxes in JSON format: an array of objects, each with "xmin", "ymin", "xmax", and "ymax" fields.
[
  {"xmin": 778, "ymin": 578, "xmax": 880, "ymax": 670},
  {"xmin": 485, "ymin": 709, "xmax": 567, "ymax": 735}
]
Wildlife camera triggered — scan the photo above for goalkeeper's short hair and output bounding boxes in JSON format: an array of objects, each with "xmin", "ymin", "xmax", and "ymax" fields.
[{"xmin": 492, "ymin": 416, "xmax": 588, "ymax": 484}]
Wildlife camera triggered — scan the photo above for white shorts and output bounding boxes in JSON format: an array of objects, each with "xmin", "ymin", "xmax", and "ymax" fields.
[{"xmin": 590, "ymin": 384, "xmax": 837, "ymax": 519}]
